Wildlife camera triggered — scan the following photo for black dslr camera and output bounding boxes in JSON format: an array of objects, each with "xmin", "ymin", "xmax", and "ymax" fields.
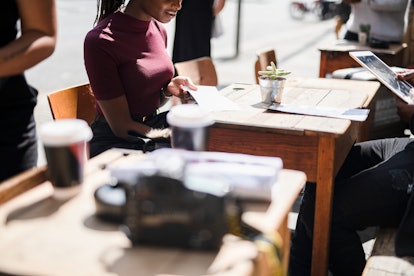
[
  {"xmin": 119, "ymin": 174, "xmax": 235, "ymax": 250},
  {"xmin": 95, "ymin": 149, "xmax": 281, "ymax": 250}
]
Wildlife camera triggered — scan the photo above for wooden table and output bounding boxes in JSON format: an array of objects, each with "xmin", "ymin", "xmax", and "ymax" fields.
[
  {"xmin": 318, "ymin": 40, "xmax": 407, "ymax": 78},
  {"xmin": 0, "ymin": 148, "xmax": 305, "ymax": 276},
  {"xmin": 208, "ymin": 78, "xmax": 381, "ymax": 276}
]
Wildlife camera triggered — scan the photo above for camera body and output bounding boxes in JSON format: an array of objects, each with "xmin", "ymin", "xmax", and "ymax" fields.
[
  {"xmin": 100, "ymin": 148, "xmax": 281, "ymax": 249},
  {"xmin": 120, "ymin": 174, "xmax": 238, "ymax": 250}
]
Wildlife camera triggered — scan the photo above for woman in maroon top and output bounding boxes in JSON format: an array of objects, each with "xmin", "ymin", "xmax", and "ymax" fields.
[{"xmin": 84, "ymin": 0, "xmax": 196, "ymax": 157}]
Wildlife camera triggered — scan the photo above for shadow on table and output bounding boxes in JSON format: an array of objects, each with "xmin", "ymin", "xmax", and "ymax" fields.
[{"xmin": 5, "ymin": 196, "xmax": 72, "ymax": 224}]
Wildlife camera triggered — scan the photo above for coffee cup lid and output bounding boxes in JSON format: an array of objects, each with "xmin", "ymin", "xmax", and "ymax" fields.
[
  {"xmin": 167, "ymin": 104, "xmax": 214, "ymax": 128},
  {"xmin": 39, "ymin": 119, "xmax": 93, "ymax": 146}
]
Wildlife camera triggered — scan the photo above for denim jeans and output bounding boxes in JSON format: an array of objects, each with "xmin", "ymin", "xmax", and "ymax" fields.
[{"xmin": 289, "ymin": 138, "xmax": 414, "ymax": 276}]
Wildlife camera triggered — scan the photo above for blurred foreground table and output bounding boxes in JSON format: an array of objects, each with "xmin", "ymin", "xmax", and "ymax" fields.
[
  {"xmin": 0, "ymin": 148, "xmax": 305, "ymax": 276},
  {"xmin": 209, "ymin": 78, "xmax": 380, "ymax": 276}
]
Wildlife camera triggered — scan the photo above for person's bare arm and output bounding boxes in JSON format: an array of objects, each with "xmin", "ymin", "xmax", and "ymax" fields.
[
  {"xmin": 97, "ymin": 95, "xmax": 153, "ymax": 141},
  {"xmin": 98, "ymin": 76, "xmax": 197, "ymax": 140},
  {"xmin": 0, "ymin": 0, "xmax": 57, "ymax": 76}
]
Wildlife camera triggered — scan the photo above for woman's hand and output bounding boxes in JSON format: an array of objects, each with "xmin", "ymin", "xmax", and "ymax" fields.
[{"xmin": 165, "ymin": 76, "xmax": 198, "ymax": 98}]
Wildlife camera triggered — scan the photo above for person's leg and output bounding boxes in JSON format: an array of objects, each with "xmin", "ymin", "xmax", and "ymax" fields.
[
  {"xmin": 329, "ymin": 138, "xmax": 414, "ymax": 275},
  {"xmin": 89, "ymin": 118, "xmax": 148, "ymax": 158},
  {"xmin": 290, "ymin": 138, "xmax": 414, "ymax": 276},
  {"xmin": 0, "ymin": 113, "xmax": 37, "ymax": 181},
  {"xmin": 289, "ymin": 183, "xmax": 316, "ymax": 276},
  {"xmin": 335, "ymin": 138, "xmax": 399, "ymax": 180}
]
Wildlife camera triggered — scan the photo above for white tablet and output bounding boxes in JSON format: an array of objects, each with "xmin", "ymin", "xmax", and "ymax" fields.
[{"xmin": 349, "ymin": 51, "xmax": 414, "ymax": 104}]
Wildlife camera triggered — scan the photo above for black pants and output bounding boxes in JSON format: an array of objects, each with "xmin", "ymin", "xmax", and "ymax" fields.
[
  {"xmin": 0, "ymin": 75, "xmax": 38, "ymax": 181},
  {"xmin": 289, "ymin": 138, "xmax": 414, "ymax": 276},
  {"xmin": 89, "ymin": 112, "xmax": 170, "ymax": 158}
]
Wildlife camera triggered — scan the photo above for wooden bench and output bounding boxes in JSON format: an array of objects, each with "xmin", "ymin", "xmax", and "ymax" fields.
[{"xmin": 363, "ymin": 228, "xmax": 414, "ymax": 275}]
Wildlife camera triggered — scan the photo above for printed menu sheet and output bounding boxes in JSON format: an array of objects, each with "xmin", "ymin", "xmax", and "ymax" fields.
[{"xmin": 268, "ymin": 103, "xmax": 370, "ymax": 121}]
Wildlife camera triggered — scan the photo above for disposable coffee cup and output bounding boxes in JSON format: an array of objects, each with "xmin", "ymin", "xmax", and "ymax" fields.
[
  {"xmin": 167, "ymin": 104, "xmax": 214, "ymax": 151},
  {"xmin": 39, "ymin": 119, "xmax": 93, "ymax": 200}
]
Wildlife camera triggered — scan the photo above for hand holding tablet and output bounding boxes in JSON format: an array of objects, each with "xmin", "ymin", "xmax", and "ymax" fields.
[{"xmin": 349, "ymin": 51, "xmax": 414, "ymax": 104}]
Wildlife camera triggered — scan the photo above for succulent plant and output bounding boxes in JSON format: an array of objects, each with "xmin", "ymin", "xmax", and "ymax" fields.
[
  {"xmin": 359, "ymin": 24, "xmax": 371, "ymax": 34},
  {"xmin": 258, "ymin": 61, "xmax": 291, "ymax": 80}
]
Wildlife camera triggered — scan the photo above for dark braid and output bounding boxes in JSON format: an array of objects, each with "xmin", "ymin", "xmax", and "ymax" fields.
[{"xmin": 94, "ymin": 0, "xmax": 125, "ymax": 25}]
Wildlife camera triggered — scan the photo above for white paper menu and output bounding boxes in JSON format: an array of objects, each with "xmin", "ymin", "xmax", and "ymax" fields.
[
  {"xmin": 184, "ymin": 85, "xmax": 241, "ymax": 111},
  {"xmin": 268, "ymin": 103, "xmax": 370, "ymax": 122}
]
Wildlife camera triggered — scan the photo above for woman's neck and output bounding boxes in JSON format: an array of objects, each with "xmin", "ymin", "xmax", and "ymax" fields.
[{"xmin": 123, "ymin": 1, "xmax": 151, "ymax": 21}]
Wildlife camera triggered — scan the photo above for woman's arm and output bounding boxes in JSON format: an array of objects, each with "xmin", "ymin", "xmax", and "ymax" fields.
[
  {"xmin": 98, "ymin": 76, "xmax": 197, "ymax": 140},
  {"xmin": 97, "ymin": 95, "xmax": 153, "ymax": 141},
  {"xmin": 0, "ymin": 0, "xmax": 57, "ymax": 77}
]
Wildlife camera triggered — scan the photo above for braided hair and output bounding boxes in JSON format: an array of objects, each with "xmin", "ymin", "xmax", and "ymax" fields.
[{"xmin": 95, "ymin": 0, "xmax": 125, "ymax": 25}]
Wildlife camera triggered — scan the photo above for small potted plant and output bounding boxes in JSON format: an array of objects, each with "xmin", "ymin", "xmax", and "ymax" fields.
[{"xmin": 258, "ymin": 61, "xmax": 291, "ymax": 104}]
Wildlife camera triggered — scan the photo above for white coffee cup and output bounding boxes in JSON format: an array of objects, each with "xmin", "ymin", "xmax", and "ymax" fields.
[
  {"xmin": 39, "ymin": 119, "xmax": 93, "ymax": 199},
  {"xmin": 167, "ymin": 104, "xmax": 214, "ymax": 151}
]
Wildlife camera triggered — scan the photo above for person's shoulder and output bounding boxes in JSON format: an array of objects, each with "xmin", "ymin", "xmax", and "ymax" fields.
[
  {"xmin": 84, "ymin": 26, "xmax": 101, "ymax": 44},
  {"xmin": 84, "ymin": 15, "xmax": 117, "ymax": 43},
  {"xmin": 152, "ymin": 19, "xmax": 167, "ymax": 36}
]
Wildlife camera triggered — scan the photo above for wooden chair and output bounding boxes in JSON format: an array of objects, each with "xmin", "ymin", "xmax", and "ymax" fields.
[
  {"xmin": 47, "ymin": 83, "xmax": 96, "ymax": 126},
  {"xmin": 174, "ymin": 56, "xmax": 218, "ymax": 86},
  {"xmin": 255, "ymin": 48, "xmax": 278, "ymax": 84}
]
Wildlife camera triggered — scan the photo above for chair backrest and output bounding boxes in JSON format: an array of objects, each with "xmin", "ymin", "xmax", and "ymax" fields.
[
  {"xmin": 174, "ymin": 56, "xmax": 218, "ymax": 86},
  {"xmin": 255, "ymin": 48, "xmax": 277, "ymax": 84},
  {"xmin": 47, "ymin": 83, "xmax": 96, "ymax": 126}
]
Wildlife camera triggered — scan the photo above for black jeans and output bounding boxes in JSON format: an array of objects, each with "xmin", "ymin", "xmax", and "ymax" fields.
[
  {"xmin": 289, "ymin": 138, "xmax": 414, "ymax": 276},
  {"xmin": 89, "ymin": 112, "xmax": 170, "ymax": 158}
]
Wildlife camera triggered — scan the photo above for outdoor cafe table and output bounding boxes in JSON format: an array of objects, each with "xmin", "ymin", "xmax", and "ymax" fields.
[
  {"xmin": 0, "ymin": 148, "xmax": 305, "ymax": 276},
  {"xmin": 318, "ymin": 40, "xmax": 407, "ymax": 78},
  {"xmin": 208, "ymin": 78, "xmax": 381, "ymax": 276}
]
